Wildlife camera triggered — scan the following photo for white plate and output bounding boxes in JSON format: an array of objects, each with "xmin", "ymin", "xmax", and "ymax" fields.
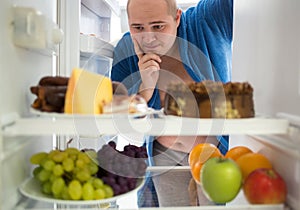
[
  {"xmin": 19, "ymin": 177, "xmax": 145, "ymax": 205},
  {"xmin": 30, "ymin": 107, "xmax": 158, "ymax": 119}
]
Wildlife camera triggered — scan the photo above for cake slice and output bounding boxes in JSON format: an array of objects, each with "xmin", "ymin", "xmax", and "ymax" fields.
[
  {"xmin": 64, "ymin": 68, "xmax": 113, "ymax": 114},
  {"xmin": 164, "ymin": 81, "xmax": 255, "ymax": 118}
]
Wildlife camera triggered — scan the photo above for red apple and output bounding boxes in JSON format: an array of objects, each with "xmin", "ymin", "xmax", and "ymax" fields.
[{"xmin": 243, "ymin": 168, "xmax": 287, "ymax": 204}]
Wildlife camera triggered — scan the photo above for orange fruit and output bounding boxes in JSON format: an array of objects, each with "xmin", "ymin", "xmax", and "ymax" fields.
[
  {"xmin": 189, "ymin": 143, "xmax": 223, "ymax": 183},
  {"xmin": 225, "ymin": 146, "xmax": 253, "ymax": 161},
  {"xmin": 235, "ymin": 152, "xmax": 272, "ymax": 180}
]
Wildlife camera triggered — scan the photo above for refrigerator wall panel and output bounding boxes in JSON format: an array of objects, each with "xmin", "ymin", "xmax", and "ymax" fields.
[
  {"xmin": 0, "ymin": 0, "xmax": 57, "ymax": 209},
  {"xmin": 232, "ymin": 0, "xmax": 300, "ymax": 117}
]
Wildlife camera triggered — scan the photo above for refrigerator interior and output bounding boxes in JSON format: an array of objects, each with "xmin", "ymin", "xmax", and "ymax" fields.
[
  {"xmin": 232, "ymin": 0, "xmax": 300, "ymax": 117},
  {"xmin": 231, "ymin": 1, "xmax": 300, "ymax": 208},
  {"xmin": 79, "ymin": 0, "xmax": 120, "ymax": 77},
  {"xmin": 1, "ymin": 0, "xmax": 300, "ymax": 210}
]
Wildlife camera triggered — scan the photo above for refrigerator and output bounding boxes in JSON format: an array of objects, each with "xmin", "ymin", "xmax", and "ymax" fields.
[{"xmin": 1, "ymin": 0, "xmax": 300, "ymax": 209}]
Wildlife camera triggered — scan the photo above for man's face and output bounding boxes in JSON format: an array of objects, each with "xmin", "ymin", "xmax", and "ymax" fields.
[{"xmin": 127, "ymin": 0, "xmax": 181, "ymax": 56}]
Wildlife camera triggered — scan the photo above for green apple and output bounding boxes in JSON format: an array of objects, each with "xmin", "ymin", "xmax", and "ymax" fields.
[{"xmin": 201, "ymin": 157, "xmax": 242, "ymax": 204}]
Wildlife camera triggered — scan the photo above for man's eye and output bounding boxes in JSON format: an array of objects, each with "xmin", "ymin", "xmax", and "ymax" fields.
[
  {"xmin": 153, "ymin": 25, "xmax": 164, "ymax": 30},
  {"xmin": 133, "ymin": 26, "xmax": 144, "ymax": 31}
]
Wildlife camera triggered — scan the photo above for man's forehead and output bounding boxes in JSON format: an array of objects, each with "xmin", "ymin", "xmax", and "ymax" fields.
[
  {"xmin": 127, "ymin": 0, "xmax": 169, "ymax": 19},
  {"xmin": 128, "ymin": 0, "xmax": 169, "ymax": 11}
]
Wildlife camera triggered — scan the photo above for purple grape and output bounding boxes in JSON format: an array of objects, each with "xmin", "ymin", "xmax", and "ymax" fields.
[
  {"xmin": 108, "ymin": 141, "xmax": 116, "ymax": 149},
  {"xmin": 119, "ymin": 185, "xmax": 129, "ymax": 194},
  {"xmin": 95, "ymin": 142, "xmax": 149, "ymax": 195},
  {"xmin": 123, "ymin": 145, "xmax": 132, "ymax": 151},
  {"xmin": 136, "ymin": 151, "xmax": 148, "ymax": 158},
  {"xmin": 127, "ymin": 178, "xmax": 137, "ymax": 190},
  {"xmin": 112, "ymin": 184, "xmax": 121, "ymax": 195},
  {"xmin": 122, "ymin": 149, "xmax": 136, "ymax": 158},
  {"xmin": 117, "ymin": 176, "xmax": 128, "ymax": 186},
  {"xmin": 102, "ymin": 176, "xmax": 116, "ymax": 186},
  {"xmin": 107, "ymin": 172, "xmax": 117, "ymax": 179}
]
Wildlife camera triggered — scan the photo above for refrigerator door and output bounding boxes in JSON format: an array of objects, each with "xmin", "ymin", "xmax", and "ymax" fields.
[{"xmin": 0, "ymin": 0, "xmax": 58, "ymax": 209}]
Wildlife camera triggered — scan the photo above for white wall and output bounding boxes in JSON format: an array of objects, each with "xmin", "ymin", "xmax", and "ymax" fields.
[{"xmin": 232, "ymin": 0, "xmax": 300, "ymax": 117}]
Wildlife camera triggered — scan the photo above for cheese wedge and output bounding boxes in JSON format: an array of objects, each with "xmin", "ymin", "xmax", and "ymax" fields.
[{"xmin": 64, "ymin": 68, "xmax": 113, "ymax": 114}]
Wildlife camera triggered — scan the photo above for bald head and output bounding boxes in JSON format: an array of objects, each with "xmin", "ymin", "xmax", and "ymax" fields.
[{"xmin": 127, "ymin": 0, "xmax": 178, "ymax": 19}]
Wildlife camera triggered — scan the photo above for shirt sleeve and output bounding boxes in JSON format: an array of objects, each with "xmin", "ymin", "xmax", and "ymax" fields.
[
  {"xmin": 179, "ymin": 0, "xmax": 233, "ymax": 83},
  {"xmin": 196, "ymin": 0, "xmax": 233, "ymax": 42}
]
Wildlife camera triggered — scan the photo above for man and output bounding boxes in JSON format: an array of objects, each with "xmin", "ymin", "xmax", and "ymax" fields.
[{"xmin": 111, "ymin": 0, "xmax": 233, "ymax": 206}]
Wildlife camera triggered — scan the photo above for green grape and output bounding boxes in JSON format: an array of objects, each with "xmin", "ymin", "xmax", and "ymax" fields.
[
  {"xmin": 103, "ymin": 184, "xmax": 114, "ymax": 198},
  {"xmin": 30, "ymin": 152, "xmax": 48, "ymax": 165},
  {"xmin": 65, "ymin": 147, "xmax": 80, "ymax": 156},
  {"xmin": 68, "ymin": 180, "xmax": 82, "ymax": 200},
  {"xmin": 82, "ymin": 182, "xmax": 94, "ymax": 200},
  {"xmin": 62, "ymin": 157, "xmax": 74, "ymax": 172},
  {"xmin": 69, "ymin": 154, "xmax": 77, "ymax": 161},
  {"xmin": 32, "ymin": 166, "xmax": 43, "ymax": 179},
  {"xmin": 78, "ymin": 152, "xmax": 91, "ymax": 164},
  {"xmin": 37, "ymin": 169, "xmax": 51, "ymax": 182},
  {"xmin": 51, "ymin": 177, "xmax": 65, "ymax": 197},
  {"xmin": 41, "ymin": 159, "xmax": 55, "ymax": 171},
  {"xmin": 76, "ymin": 168, "xmax": 91, "ymax": 182},
  {"xmin": 94, "ymin": 188, "xmax": 106, "ymax": 200},
  {"xmin": 53, "ymin": 193, "xmax": 62, "ymax": 199},
  {"xmin": 61, "ymin": 185, "xmax": 71, "ymax": 200},
  {"xmin": 49, "ymin": 173, "xmax": 56, "ymax": 183},
  {"xmin": 92, "ymin": 178, "xmax": 104, "ymax": 189},
  {"xmin": 48, "ymin": 150, "xmax": 60, "ymax": 160},
  {"xmin": 87, "ymin": 162, "xmax": 98, "ymax": 175},
  {"xmin": 72, "ymin": 167, "xmax": 80, "ymax": 175},
  {"xmin": 42, "ymin": 181, "xmax": 52, "ymax": 195},
  {"xmin": 52, "ymin": 151, "xmax": 68, "ymax": 163},
  {"xmin": 75, "ymin": 159, "xmax": 85, "ymax": 168},
  {"xmin": 53, "ymin": 164, "xmax": 64, "ymax": 177}
]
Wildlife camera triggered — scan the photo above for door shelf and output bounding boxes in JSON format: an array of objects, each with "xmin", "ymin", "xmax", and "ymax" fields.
[
  {"xmin": 80, "ymin": 34, "xmax": 114, "ymax": 58},
  {"xmin": 2, "ymin": 115, "xmax": 289, "ymax": 137}
]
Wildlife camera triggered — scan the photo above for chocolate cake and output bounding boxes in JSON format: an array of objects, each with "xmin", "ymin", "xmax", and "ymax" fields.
[
  {"xmin": 30, "ymin": 76, "xmax": 69, "ymax": 113},
  {"xmin": 164, "ymin": 81, "xmax": 255, "ymax": 118}
]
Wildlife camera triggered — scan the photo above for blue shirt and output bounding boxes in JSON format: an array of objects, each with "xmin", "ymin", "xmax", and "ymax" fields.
[{"xmin": 111, "ymin": 0, "xmax": 233, "ymax": 206}]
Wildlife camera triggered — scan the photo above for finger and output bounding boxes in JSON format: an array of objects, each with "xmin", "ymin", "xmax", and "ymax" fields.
[
  {"xmin": 139, "ymin": 58, "xmax": 161, "ymax": 73},
  {"xmin": 140, "ymin": 53, "xmax": 162, "ymax": 64},
  {"xmin": 146, "ymin": 60, "xmax": 161, "ymax": 71},
  {"xmin": 133, "ymin": 38, "xmax": 144, "ymax": 60}
]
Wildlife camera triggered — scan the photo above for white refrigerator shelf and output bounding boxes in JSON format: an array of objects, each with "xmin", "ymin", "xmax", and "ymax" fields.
[
  {"xmin": 80, "ymin": 34, "xmax": 114, "ymax": 58},
  {"xmin": 2, "ymin": 115, "xmax": 289, "ymax": 137},
  {"xmin": 137, "ymin": 205, "xmax": 285, "ymax": 210}
]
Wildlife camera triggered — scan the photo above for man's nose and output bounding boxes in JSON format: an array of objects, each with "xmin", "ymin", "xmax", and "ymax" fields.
[{"xmin": 142, "ymin": 32, "xmax": 156, "ymax": 43}]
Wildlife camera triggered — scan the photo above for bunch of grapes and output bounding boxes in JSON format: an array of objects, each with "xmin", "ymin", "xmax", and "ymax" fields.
[
  {"xmin": 96, "ymin": 141, "xmax": 148, "ymax": 196},
  {"xmin": 30, "ymin": 148, "xmax": 113, "ymax": 200}
]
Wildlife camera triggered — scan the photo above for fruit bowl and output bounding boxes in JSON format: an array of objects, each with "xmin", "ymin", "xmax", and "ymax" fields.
[{"xmin": 19, "ymin": 177, "xmax": 145, "ymax": 205}]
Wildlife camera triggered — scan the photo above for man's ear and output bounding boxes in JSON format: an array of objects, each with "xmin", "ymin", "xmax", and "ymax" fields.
[{"xmin": 176, "ymin": 8, "xmax": 182, "ymax": 26}]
